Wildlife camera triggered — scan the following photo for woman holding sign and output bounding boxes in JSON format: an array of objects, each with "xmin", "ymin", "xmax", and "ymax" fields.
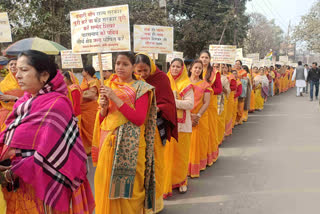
[
  {"xmin": 134, "ymin": 53, "xmax": 178, "ymax": 213},
  {"xmin": 93, "ymin": 52, "xmax": 157, "ymax": 214},
  {"xmin": 80, "ymin": 66, "xmax": 100, "ymax": 154},
  {"xmin": 164, "ymin": 58, "xmax": 194, "ymax": 195},
  {"xmin": 0, "ymin": 58, "xmax": 24, "ymax": 131},
  {"xmin": 199, "ymin": 50, "xmax": 222, "ymax": 166}
]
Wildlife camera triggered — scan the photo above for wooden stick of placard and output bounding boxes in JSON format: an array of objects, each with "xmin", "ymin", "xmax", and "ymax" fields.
[
  {"xmin": 98, "ymin": 53, "xmax": 104, "ymax": 85},
  {"xmin": 152, "ymin": 53, "xmax": 156, "ymax": 62},
  {"xmin": 71, "ymin": 68, "xmax": 74, "ymax": 73}
]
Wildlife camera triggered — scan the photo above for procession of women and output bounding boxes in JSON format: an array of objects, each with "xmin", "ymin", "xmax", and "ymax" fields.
[{"xmin": 0, "ymin": 4, "xmax": 298, "ymax": 214}]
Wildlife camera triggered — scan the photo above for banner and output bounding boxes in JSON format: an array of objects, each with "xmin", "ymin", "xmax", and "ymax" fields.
[
  {"xmin": 0, "ymin": 12, "xmax": 12, "ymax": 43},
  {"xmin": 70, "ymin": 5, "xmax": 130, "ymax": 54},
  {"xmin": 92, "ymin": 53, "xmax": 113, "ymax": 71},
  {"xmin": 236, "ymin": 48, "xmax": 243, "ymax": 60},
  {"xmin": 134, "ymin": 25, "xmax": 174, "ymax": 54},
  {"xmin": 241, "ymin": 58, "xmax": 253, "ymax": 67},
  {"xmin": 166, "ymin": 51, "xmax": 183, "ymax": 63},
  {"xmin": 61, "ymin": 50, "xmax": 83, "ymax": 69},
  {"xmin": 279, "ymin": 56, "xmax": 289, "ymax": 62},
  {"xmin": 246, "ymin": 53, "xmax": 260, "ymax": 61},
  {"xmin": 209, "ymin": 45, "xmax": 237, "ymax": 64}
]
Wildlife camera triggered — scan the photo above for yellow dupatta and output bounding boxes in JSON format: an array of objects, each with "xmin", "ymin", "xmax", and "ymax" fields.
[
  {"xmin": 0, "ymin": 71, "xmax": 23, "ymax": 111},
  {"xmin": 167, "ymin": 63, "xmax": 193, "ymax": 123},
  {"xmin": 92, "ymin": 75, "xmax": 136, "ymax": 162},
  {"xmin": 136, "ymin": 53, "xmax": 157, "ymax": 75},
  {"xmin": 92, "ymin": 75, "xmax": 157, "ymax": 209},
  {"xmin": 203, "ymin": 67, "xmax": 217, "ymax": 87}
]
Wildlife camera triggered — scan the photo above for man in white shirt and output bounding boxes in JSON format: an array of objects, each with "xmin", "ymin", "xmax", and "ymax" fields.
[{"xmin": 292, "ymin": 61, "xmax": 308, "ymax": 97}]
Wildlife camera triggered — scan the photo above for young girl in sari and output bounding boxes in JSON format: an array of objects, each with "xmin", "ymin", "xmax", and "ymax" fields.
[
  {"xmin": 163, "ymin": 58, "xmax": 194, "ymax": 195},
  {"xmin": 80, "ymin": 66, "xmax": 100, "ymax": 154},
  {"xmin": 187, "ymin": 60, "xmax": 211, "ymax": 178},
  {"xmin": 93, "ymin": 52, "xmax": 157, "ymax": 214},
  {"xmin": 199, "ymin": 50, "xmax": 222, "ymax": 166}
]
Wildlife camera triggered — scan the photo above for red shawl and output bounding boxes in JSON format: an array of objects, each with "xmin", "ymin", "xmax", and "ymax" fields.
[{"xmin": 146, "ymin": 68, "xmax": 178, "ymax": 141}]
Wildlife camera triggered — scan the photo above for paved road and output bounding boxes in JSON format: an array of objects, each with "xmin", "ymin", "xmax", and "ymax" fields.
[
  {"xmin": 88, "ymin": 89, "xmax": 320, "ymax": 214},
  {"xmin": 161, "ymin": 89, "xmax": 320, "ymax": 214}
]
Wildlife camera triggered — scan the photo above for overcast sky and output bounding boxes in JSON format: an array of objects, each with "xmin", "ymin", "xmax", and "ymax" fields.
[{"xmin": 246, "ymin": 0, "xmax": 317, "ymax": 33}]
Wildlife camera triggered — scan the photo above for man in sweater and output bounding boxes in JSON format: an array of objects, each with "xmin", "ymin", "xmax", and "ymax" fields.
[
  {"xmin": 292, "ymin": 61, "xmax": 308, "ymax": 97},
  {"xmin": 307, "ymin": 62, "xmax": 320, "ymax": 101}
]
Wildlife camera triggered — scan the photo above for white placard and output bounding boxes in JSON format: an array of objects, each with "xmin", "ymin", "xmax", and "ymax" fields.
[
  {"xmin": 134, "ymin": 25, "xmax": 174, "ymax": 54},
  {"xmin": 166, "ymin": 51, "xmax": 183, "ymax": 62},
  {"xmin": 0, "ymin": 12, "xmax": 12, "ymax": 42},
  {"xmin": 209, "ymin": 45, "xmax": 237, "ymax": 64},
  {"xmin": 61, "ymin": 50, "xmax": 83, "ymax": 69},
  {"xmin": 70, "ymin": 5, "xmax": 130, "ymax": 54},
  {"xmin": 92, "ymin": 53, "xmax": 113, "ymax": 71}
]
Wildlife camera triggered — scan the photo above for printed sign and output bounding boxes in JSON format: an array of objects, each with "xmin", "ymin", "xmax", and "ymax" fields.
[
  {"xmin": 279, "ymin": 56, "xmax": 289, "ymax": 62},
  {"xmin": 241, "ymin": 58, "xmax": 253, "ymax": 67},
  {"xmin": 246, "ymin": 53, "xmax": 260, "ymax": 61},
  {"xmin": 70, "ymin": 5, "xmax": 130, "ymax": 54},
  {"xmin": 0, "ymin": 13, "xmax": 12, "ymax": 42},
  {"xmin": 236, "ymin": 48, "xmax": 243, "ymax": 60},
  {"xmin": 134, "ymin": 25, "xmax": 174, "ymax": 54},
  {"xmin": 166, "ymin": 51, "xmax": 183, "ymax": 62},
  {"xmin": 92, "ymin": 53, "xmax": 113, "ymax": 71},
  {"xmin": 61, "ymin": 50, "xmax": 83, "ymax": 69},
  {"xmin": 209, "ymin": 45, "xmax": 237, "ymax": 64}
]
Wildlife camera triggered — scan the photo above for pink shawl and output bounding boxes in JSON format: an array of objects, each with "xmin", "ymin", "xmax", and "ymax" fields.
[{"xmin": 0, "ymin": 71, "xmax": 92, "ymax": 213}]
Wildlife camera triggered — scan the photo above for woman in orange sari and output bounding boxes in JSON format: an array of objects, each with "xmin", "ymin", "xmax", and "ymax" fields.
[
  {"xmin": 163, "ymin": 58, "xmax": 194, "ymax": 196},
  {"xmin": 80, "ymin": 66, "xmax": 100, "ymax": 154},
  {"xmin": 187, "ymin": 60, "xmax": 211, "ymax": 178},
  {"xmin": 199, "ymin": 50, "xmax": 222, "ymax": 166},
  {"xmin": 0, "ymin": 58, "xmax": 24, "ymax": 131},
  {"xmin": 93, "ymin": 52, "xmax": 157, "ymax": 214},
  {"xmin": 134, "ymin": 53, "xmax": 178, "ymax": 213},
  {"xmin": 63, "ymin": 71, "xmax": 82, "ymax": 118}
]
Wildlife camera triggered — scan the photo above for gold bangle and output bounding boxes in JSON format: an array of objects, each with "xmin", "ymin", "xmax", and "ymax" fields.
[{"xmin": 4, "ymin": 170, "xmax": 12, "ymax": 183}]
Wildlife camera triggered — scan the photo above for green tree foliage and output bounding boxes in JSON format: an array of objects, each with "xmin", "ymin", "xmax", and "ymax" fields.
[
  {"xmin": 244, "ymin": 13, "xmax": 284, "ymax": 58},
  {"xmin": 167, "ymin": 0, "xmax": 249, "ymax": 58},
  {"xmin": 293, "ymin": 0, "xmax": 320, "ymax": 52},
  {"xmin": 1, "ymin": 0, "xmax": 249, "ymax": 59},
  {"xmin": 0, "ymin": 0, "xmax": 166, "ymax": 49}
]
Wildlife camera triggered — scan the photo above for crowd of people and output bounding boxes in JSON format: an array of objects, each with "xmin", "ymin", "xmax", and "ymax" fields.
[{"xmin": 0, "ymin": 49, "xmax": 297, "ymax": 214}]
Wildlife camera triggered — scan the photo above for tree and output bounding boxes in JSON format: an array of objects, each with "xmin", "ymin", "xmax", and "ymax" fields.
[
  {"xmin": 243, "ymin": 12, "xmax": 284, "ymax": 58},
  {"xmin": 167, "ymin": 0, "xmax": 249, "ymax": 58},
  {"xmin": 0, "ymin": 0, "xmax": 166, "ymax": 49},
  {"xmin": 1, "ymin": 0, "xmax": 249, "ymax": 59},
  {"xmin": 293, "ymin": 0, "xmax": 320, "ymax": 52}
]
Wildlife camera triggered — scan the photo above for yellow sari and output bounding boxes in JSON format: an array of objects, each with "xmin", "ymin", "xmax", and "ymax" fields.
[
  {"xmin": 203, "ymin": 68, "xmax": 220, "ymax": 166},
  {"xmin": 93, "ymin": 76, "xmax": 156, "ymax": 214},
  {"xmin": 254, "ymin": 75, "xmax": 264, "ymax": 110},
  {"xmin": 164, "ymin": 64, "xmax": 193, "ymax": 197},
  {"xmin": 80, "ymin": 77, "xmax": 100, "ymax": 154},
  {"xmin": 188, "ymin": 80, "xmax": 211, "ymax": 178},
  {"xmin": 0, "ymin": 71, "xmax": 24, "ymax": 131}
]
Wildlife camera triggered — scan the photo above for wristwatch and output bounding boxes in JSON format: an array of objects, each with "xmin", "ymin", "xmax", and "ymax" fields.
[{"xmin": 197, "ymin": 113, "xmax": 201, "ymax": 118}]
